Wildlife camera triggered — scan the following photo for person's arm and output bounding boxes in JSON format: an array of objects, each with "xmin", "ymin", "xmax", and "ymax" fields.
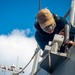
[
  {"xmin": 35, "ymin": 31, "xmax": 48, "ymax": 51},
  {"xmin": 58, "ymin": 17, "xmax": 75, "ymax": 47}
]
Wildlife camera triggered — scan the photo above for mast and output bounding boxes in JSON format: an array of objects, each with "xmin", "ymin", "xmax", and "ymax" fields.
[
  {"xmin": 30, "ymin": 0, "xmax": 41, "ymax": 75},
  {"xmin": 70, "ymin": 0, "xmax": 75, "ymax": 26}
]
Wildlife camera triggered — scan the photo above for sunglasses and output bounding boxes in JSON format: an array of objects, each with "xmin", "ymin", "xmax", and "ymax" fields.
[{"xmin": 42, "ymin": 24, "xmax": 56, "ymax": 32}]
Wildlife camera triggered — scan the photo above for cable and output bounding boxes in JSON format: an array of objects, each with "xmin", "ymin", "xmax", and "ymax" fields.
[{"xmin": 15, "ymin": 47, "xmax": 40, "ymax": 75}]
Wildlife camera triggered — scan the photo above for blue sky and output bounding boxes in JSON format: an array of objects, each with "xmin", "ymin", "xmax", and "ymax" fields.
[
  {"xmin": 0, "ymin": 0, "xmax": 71, "ymax": 36},
  {"xmin": 0, "ymin": 0, "xmax": 72, "ymax": 75}
]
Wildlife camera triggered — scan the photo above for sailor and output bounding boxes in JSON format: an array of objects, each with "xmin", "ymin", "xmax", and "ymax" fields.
[{"xmin": 34, "ymin": 8, "xmax": 75, "ymax": 52}]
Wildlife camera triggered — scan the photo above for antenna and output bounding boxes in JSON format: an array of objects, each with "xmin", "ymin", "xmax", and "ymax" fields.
[
  {"xmin": 16, "ymin": 57, "xmax": 19, "ymax": 71},
  {"xmin": 35, "ymin": 0, "xmax": 42, "ymax": 22},
  {"xmin": 30, "ymin": 1, "xmax": 42, "ymax": 75},
  {"xmin": 38, "ymin": 0, "xmax": 41, "ymax": 11}
]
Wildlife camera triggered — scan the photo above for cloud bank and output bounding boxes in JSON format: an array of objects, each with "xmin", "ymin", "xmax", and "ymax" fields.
[{"xmin": 0, "ymin": 29, "xmax": 37, "ymax": 75}]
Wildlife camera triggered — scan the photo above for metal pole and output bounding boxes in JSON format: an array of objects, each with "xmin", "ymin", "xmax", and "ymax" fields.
[
  {"xmin": 38, "ymin": 0, "xmax": 41, "ymax": 11},
  {"xmin": 30, "ymin": 45, "xmax": 41, "ymax": 75},
  {"xmin": 64, "ymin": 9, "xmax": 70, "ymax": 19},
  {"xmin": 74, "ymin": 0, "xmax": 75, "ymax": 26},
  {"xmin": 16, "ymin": 57, "xmax": 19, "ymax": 72},
  {"xmin": 70, "ymin": 0, "xmax": 75, "ymax": 26},
  {"xmin": 30, "ymin": 0, "xmax": 42, "ymax": 75}
]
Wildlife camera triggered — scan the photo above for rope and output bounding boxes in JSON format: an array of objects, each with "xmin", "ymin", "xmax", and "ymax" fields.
[{"xmin": 15, "ymin": 47, "xmax": 40, "ymax": 75}]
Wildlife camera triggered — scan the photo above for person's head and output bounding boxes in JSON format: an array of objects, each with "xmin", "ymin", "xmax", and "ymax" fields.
[{"xmin": 36, "ymin": 8, "xmax": 56, "ymax": 34}]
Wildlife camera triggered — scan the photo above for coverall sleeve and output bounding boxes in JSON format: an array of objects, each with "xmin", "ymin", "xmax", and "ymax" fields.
[
  {"xmin": 58, "ymin": 17, "xmax": 75, "ymax": 42},
  {"xmin": 35, "ymin": 31, "xmax": 48, "ymax": 51}
]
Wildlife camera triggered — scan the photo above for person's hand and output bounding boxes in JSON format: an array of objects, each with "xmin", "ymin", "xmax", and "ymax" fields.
[
  {"xmin": 67, "ymin": 41, "xmax": 75, "ymax": 46},
  {"xmin": 59, "ymin": 29, "xmax": 64, "ymax": 36}
]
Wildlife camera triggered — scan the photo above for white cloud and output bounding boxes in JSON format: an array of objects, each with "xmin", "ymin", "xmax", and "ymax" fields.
[
  {"xmin": 0, "ymin": 29, "xmax": 37, "ymax": 75},
  {"xmin": 9, "ymin": 28, "xmax": 32, "ymax": 36}
]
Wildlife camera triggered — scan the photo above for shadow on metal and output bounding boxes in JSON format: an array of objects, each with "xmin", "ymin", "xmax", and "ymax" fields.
[{"xmin": 40, "ymin": 46, "xmax": 75, "ymax": 75}]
